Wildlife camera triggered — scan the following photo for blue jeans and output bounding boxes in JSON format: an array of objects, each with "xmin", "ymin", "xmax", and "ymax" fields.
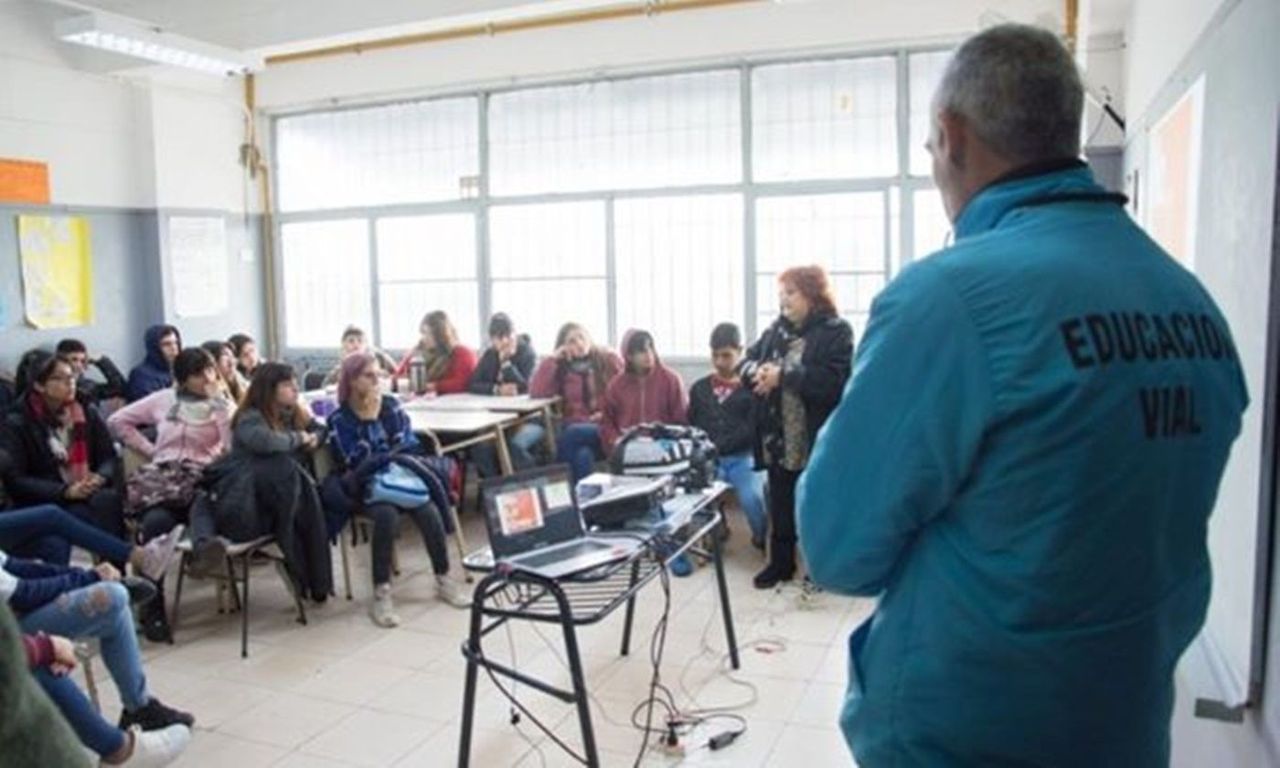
[
  {"xmin": 0, "ymin": 504, "xmax": 134, "ymax": 566},
  {"xmin": 472, "ymin": 422, "xmax": 547, "ymax": 478},
  {"xmin": 718, "ymin": 454, "xmax": 767, "ymax": 543},
  {"xmin": 22, "ymin": 581, "xmax": 148, "ymax": 756},
  {"xmin": 557, "ymin": 423, "xmax": 604, "ymax": 483}
]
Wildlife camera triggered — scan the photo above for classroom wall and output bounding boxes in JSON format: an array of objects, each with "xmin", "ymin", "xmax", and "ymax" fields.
[
  {"xmin": 0, "ymin": 2, "xmax": 265, "ymax": 376},
  {"xmin": 254, "ymin": 0, "xmax": 1061, "ymax": 110},
  {"xmin": 1120, "ymin": 0, "xmax": 1280, "ymax": 763}
]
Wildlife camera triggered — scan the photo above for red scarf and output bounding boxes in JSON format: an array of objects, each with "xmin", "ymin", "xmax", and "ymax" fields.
[{"xmin": 27, "ymin": 391, "xmax": 90, "ymax": 484}]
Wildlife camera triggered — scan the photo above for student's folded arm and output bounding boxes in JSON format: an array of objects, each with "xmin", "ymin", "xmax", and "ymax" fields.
[
  {"xmin": 798, "ymin": 268, "xmax": 992, "ymax": 596},
  {"xmin": 466, "ymin": 351, "xmax": 497, "ymax": 395},
  {"xmin": 107, "ymin": 393, "xmax": 161, "ymax": 457},
  {"xmin": 234, "ymin": 411, "xmax": 299, "ymax": 455},
  {"xmin": 94, "ymin": 356, "xmax": 128, "ymax": 398},
  {"xmin": 528, "ymin": 359, "xmax": 557, "ymax": 399}
]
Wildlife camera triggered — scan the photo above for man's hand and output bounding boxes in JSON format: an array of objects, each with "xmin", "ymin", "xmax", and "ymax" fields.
[
  {"xmin": 49, "ymin": 636, "xmax": 78, "ymax": 676},
  {"xmin": 300, "ymin": 432, "xmax": 320, "ymax": 451},
  {"xmin": 93, "ymin": 562, "xmax": 122, "ymax": 582},
  {"xmin": 497, "ymin": 383, "xmax": 519, "ymax": 397}
]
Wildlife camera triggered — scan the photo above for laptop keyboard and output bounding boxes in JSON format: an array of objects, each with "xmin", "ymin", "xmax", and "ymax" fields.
[{"xmin": 518, "ymin": 540, "xmax": 611, "ymax": 568}]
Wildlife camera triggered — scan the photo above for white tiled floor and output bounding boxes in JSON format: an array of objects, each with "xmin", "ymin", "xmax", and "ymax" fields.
[{"xmin": 92, "ymin": 506, "xmax": 869, "ymax": 767}]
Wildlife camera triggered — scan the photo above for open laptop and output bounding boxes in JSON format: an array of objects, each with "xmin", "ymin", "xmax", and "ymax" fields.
[{"xmin": 479, "ymin": 464, "xmax": 642, "ymax": 579}]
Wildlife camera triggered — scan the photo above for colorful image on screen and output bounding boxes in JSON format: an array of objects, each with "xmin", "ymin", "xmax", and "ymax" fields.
[
  {"xmin": 541, "ymin": 481, "xmax": 573, "ymax": 511},
  {"xmin": 495, "ymin": 487, "xmax": 545, "ymax": 537}
]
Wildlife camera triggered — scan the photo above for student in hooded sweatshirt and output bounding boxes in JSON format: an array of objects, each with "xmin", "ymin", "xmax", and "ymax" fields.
[
  {"xmin": 599, "ymin": 330, "xmax": 688, "ymax": 454},
  {"xmin": 126, "ymin": 325, "xmax": 181, "ymax": 403},
  {"xmin": 468, "ymin": 313, "xmax": 543, "ymax": 477},
  {"xmin": 601, "ymin": 330, "xmax": 691, "ymax": 574}
]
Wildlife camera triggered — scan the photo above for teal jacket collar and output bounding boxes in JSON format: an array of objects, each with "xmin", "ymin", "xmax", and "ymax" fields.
[{"xmin": 953, "ymin": 158, "xmax": 1125, "ymax": 241}]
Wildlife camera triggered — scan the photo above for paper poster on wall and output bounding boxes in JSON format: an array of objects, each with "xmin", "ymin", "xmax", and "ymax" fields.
[
  {"xmin": 168, "ymin": 216, "xmax": 229, "ymax": 318},
  {"xmin": 0, "ymin": 158, "xmax": 51, "ymax": 205},
  {"xmin": 17, "ymin": 214, "xmax": 93, "ymax": 329},
  {"xmin": 1145, "ymin": 76, "xmax": 1205, "ymax": 270}
]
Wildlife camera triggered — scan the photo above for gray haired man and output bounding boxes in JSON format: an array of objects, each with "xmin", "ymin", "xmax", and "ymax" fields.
[{"xmin": 798, "ymin": 24, "xmax": 1248, "ymax": 766}]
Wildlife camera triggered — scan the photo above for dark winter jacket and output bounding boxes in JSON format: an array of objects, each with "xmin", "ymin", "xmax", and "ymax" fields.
[
  {"xmin": 467, "ymin": 337, "xmax": 537, "ymax": 395},
  {"xmin": 77, "ymin": 356, "xmax": 128, "ymax": 404},
  {"xmin": 0, "ymin": 394, "xmax": 119, "ymax": 506},
  {"xmin": 687, "ymin": 375, "xmax": 756, "ymax": 458},
  {"xmin": 741, "ymin": 311, "xmax": 854, "ymax": 469},
  {"xmin": 126, "ymin": 325, "xmax": 181, "ymax": 402}
]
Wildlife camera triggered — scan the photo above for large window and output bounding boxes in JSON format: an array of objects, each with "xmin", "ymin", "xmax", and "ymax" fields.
[
  {"xmin": 375, "ymin": 214, "xmax": 480, "ymax": 350},
  {"xmin": 752, "ymin": 57, "xmax": 898, "ymax": 182},
  {"xmin": 274, "ymin": 48, "xmax": 953, "ymax": 356},
  {"xmin": 280, "ymin": 220, "xmax": 372, "ymax": 348},
  {"xmin": 614, "ymin": 195, "xmax": 744, "ymax": 356},
  {"xmin": 756, "ymin": 193, "xmax": 886, "ymax": 340},
  {"xmin": 276, "ymin": 97, "xmax": 479, "ymax": 212},
  {"xmin": 489, "ymin": 70, "xmax": 742, "ymax": 196},
  {"xmin": 489, "ymin": 201, "xmax": 608, "ymax": 354}
]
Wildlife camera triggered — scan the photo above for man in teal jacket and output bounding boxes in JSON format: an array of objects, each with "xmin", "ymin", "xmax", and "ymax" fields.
[{"xmin": 798, "ymin": 24, "xmax": 1249, "ymax": 767}]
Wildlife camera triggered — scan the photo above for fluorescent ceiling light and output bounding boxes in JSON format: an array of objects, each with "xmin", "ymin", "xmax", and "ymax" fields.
[{"xmin": 56, "ymin": 11, "xmax": 263, "ymax": 75}]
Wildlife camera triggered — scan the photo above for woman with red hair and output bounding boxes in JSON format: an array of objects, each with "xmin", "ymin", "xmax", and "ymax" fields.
[{"xmin": 741, "ymin": 265, "xmax": 853, "ymax": 589}]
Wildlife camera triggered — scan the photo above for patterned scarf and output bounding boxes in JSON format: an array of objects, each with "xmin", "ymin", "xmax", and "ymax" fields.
[{"xmin": 27, "ymin": 391, "xmax": 90, "ymax": 484}]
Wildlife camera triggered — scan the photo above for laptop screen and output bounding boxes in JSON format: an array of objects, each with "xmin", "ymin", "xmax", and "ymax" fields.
[{"xmin": 480, "ymin": 464, "xmax": 582, "ymax": 557}]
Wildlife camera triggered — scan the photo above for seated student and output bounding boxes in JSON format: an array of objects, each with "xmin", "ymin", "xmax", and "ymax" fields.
[
  {"xmin": 530, "ymin": 322, "xmax": 623, "ymax": 483},
  {"xmin": 109, "ymin": 347, "xmax": 234, "ymax": 639},
  {"xmin": 0, "ymin": 485, "xmax": 180, "ymax": 579},
  {"xmin": 687, "ymin": 323, "xmax": 768, "ymax": 550},
  {"xmin": 227, "ymin": 333, "xmax": 261, "ymax": 381},
  {"xmin": 200, "ymin": 341, "xmax": 246, "ymax": 404},
  {"xmin": 1, "ymin": 356, "xmax": 126, "ymax": 549},
  {"xmin": 187, "ymin": 363, "xmax": 332, "ymax": 602},
  {"xmin": 126, "ymin": 325, "xmax": 181, "ymax": 403},
  {"xmin": 323, "ymin": 353, "xmax": 469, "ymax": 626},
  {"xmin": 392, "ymin": 310, "xmax": 478, "ymax": 395},
  {"xmin": 56, "ymin": 339, "xmax": 127, "ymax": 410},
  {"xmin": 2, "ymin": 604, "xmax": 89, "ymax": 767},
  {"xmin": 2, "ymin": 551, "xmax": 192, "ymax": 766},
  {"xmin": 323, "ymin": 326, "xmax": 397, "ymax": 387},
  {"xmin": 600, "ymin": 330, "xmax": 688, "ymax": 452},
  {"xmin": 469, "ymin": 313, "xmax": 543, "ymax": 477}
]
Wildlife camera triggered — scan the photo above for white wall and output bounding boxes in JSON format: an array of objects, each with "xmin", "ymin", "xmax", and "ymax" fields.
[
  {"xmin": 1121, "ymin": 0, "xmax": 1280, "ymax": 763},
  {"xmin": 255, "ymin": 0, "xmax": 1060, "ymax": 110},
  {"xmin": 1082, "ymin": 32, "xmax": 1126, "ymax": 148},
  {"xmin": 1124, "ymin": 0, "xmax": 1230, "ymax": 122},
  {"xmin": 0, "ymin": 1, "xmax": 251, "ymax": 213}
]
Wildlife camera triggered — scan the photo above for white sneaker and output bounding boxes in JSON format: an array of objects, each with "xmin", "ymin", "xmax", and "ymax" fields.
[
  {"xmin": 436, "ymin": 575, "xmax": 471, "ymax": 609},
  {"xmin": 119, "ymin": 724, "xmax": 190, "ymax": 767},
  {"xmin": 370, "ymin": 583, "xmax": 400, "ymax": 628},
  {"xmin": 136, "ymin": 526, "xmax": 184, "ymax": 581}
]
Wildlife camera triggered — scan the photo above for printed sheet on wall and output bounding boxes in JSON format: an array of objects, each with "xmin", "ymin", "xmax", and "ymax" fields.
[
  {"xmin": 17, "ymin": 214, "xmax": 93, "ymax": 329},
  {"xmin": 168, "ymin": 215, "xmax": 229, "ymax": 318}
]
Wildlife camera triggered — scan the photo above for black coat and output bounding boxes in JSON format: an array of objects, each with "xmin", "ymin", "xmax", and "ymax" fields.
[
  {"xmin": 742, "ymin": 311, "xmax": 854, "ymax": 469},
  {"xmin": 0, "ymin": 394, "xmax": 119, "ymax": 506},
  {"xmin": 467, "ymin": 337, "xmax": 537, "ymax": 395},
  {"xmin": 687, "ymin": 376, "xmax": 756, "ymax": 458}
]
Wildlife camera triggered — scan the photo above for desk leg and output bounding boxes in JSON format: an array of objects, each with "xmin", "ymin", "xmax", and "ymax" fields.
[
  {"xmin": 562, "ymin": 615, "xmax": 600, "ymax": 767},
  {"xmin": 458, "ymin": 597, "xmax": 484, "ymax": 768},
  {"xmin": 494, "ymin": 425, "xmax": 515, "ymax": 475},
  {"xmin": 712, "ymin": 515, "xmax": 741, "ymax": 670},
  {"xmin": 619, "ymin": 558, "xmax": 641, "ymax": 656},
  {"xmin": 541, "ymin": 405, "xmax": 558, "ymax": 457}
]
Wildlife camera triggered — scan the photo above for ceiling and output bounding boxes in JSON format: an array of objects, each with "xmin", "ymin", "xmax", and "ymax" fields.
[{"xmin": 40, "ymin": 0, "xmax": 668, "ymax": 55}]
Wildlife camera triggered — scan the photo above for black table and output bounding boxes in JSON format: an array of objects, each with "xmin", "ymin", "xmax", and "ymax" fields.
[{"xmin": 456, "ymin": 485, "xmax": 740, "ymax": 767}]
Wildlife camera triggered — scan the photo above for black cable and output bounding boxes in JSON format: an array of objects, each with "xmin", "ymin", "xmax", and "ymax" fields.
[{"xmin": 631, "ymin": 556, "xmax": 672, "ymax": 767}]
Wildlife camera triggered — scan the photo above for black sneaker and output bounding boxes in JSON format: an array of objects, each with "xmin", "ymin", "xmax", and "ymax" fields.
[
  {"xmin": 752, "ymin": 561, "xmax": 795, "ymax": 590},
  {"xmin": 119, "ymin": 697, "xmax": 195, "ymax": 731},
  {"xmin": 138, "ymin": 592, "xmax": 171, "ymax": 644}
]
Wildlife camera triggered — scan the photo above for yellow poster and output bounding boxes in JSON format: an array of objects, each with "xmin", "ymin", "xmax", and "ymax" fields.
[{"xmin": 17, "ymin": 215, "xmax": 93, "ymax": 328}]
